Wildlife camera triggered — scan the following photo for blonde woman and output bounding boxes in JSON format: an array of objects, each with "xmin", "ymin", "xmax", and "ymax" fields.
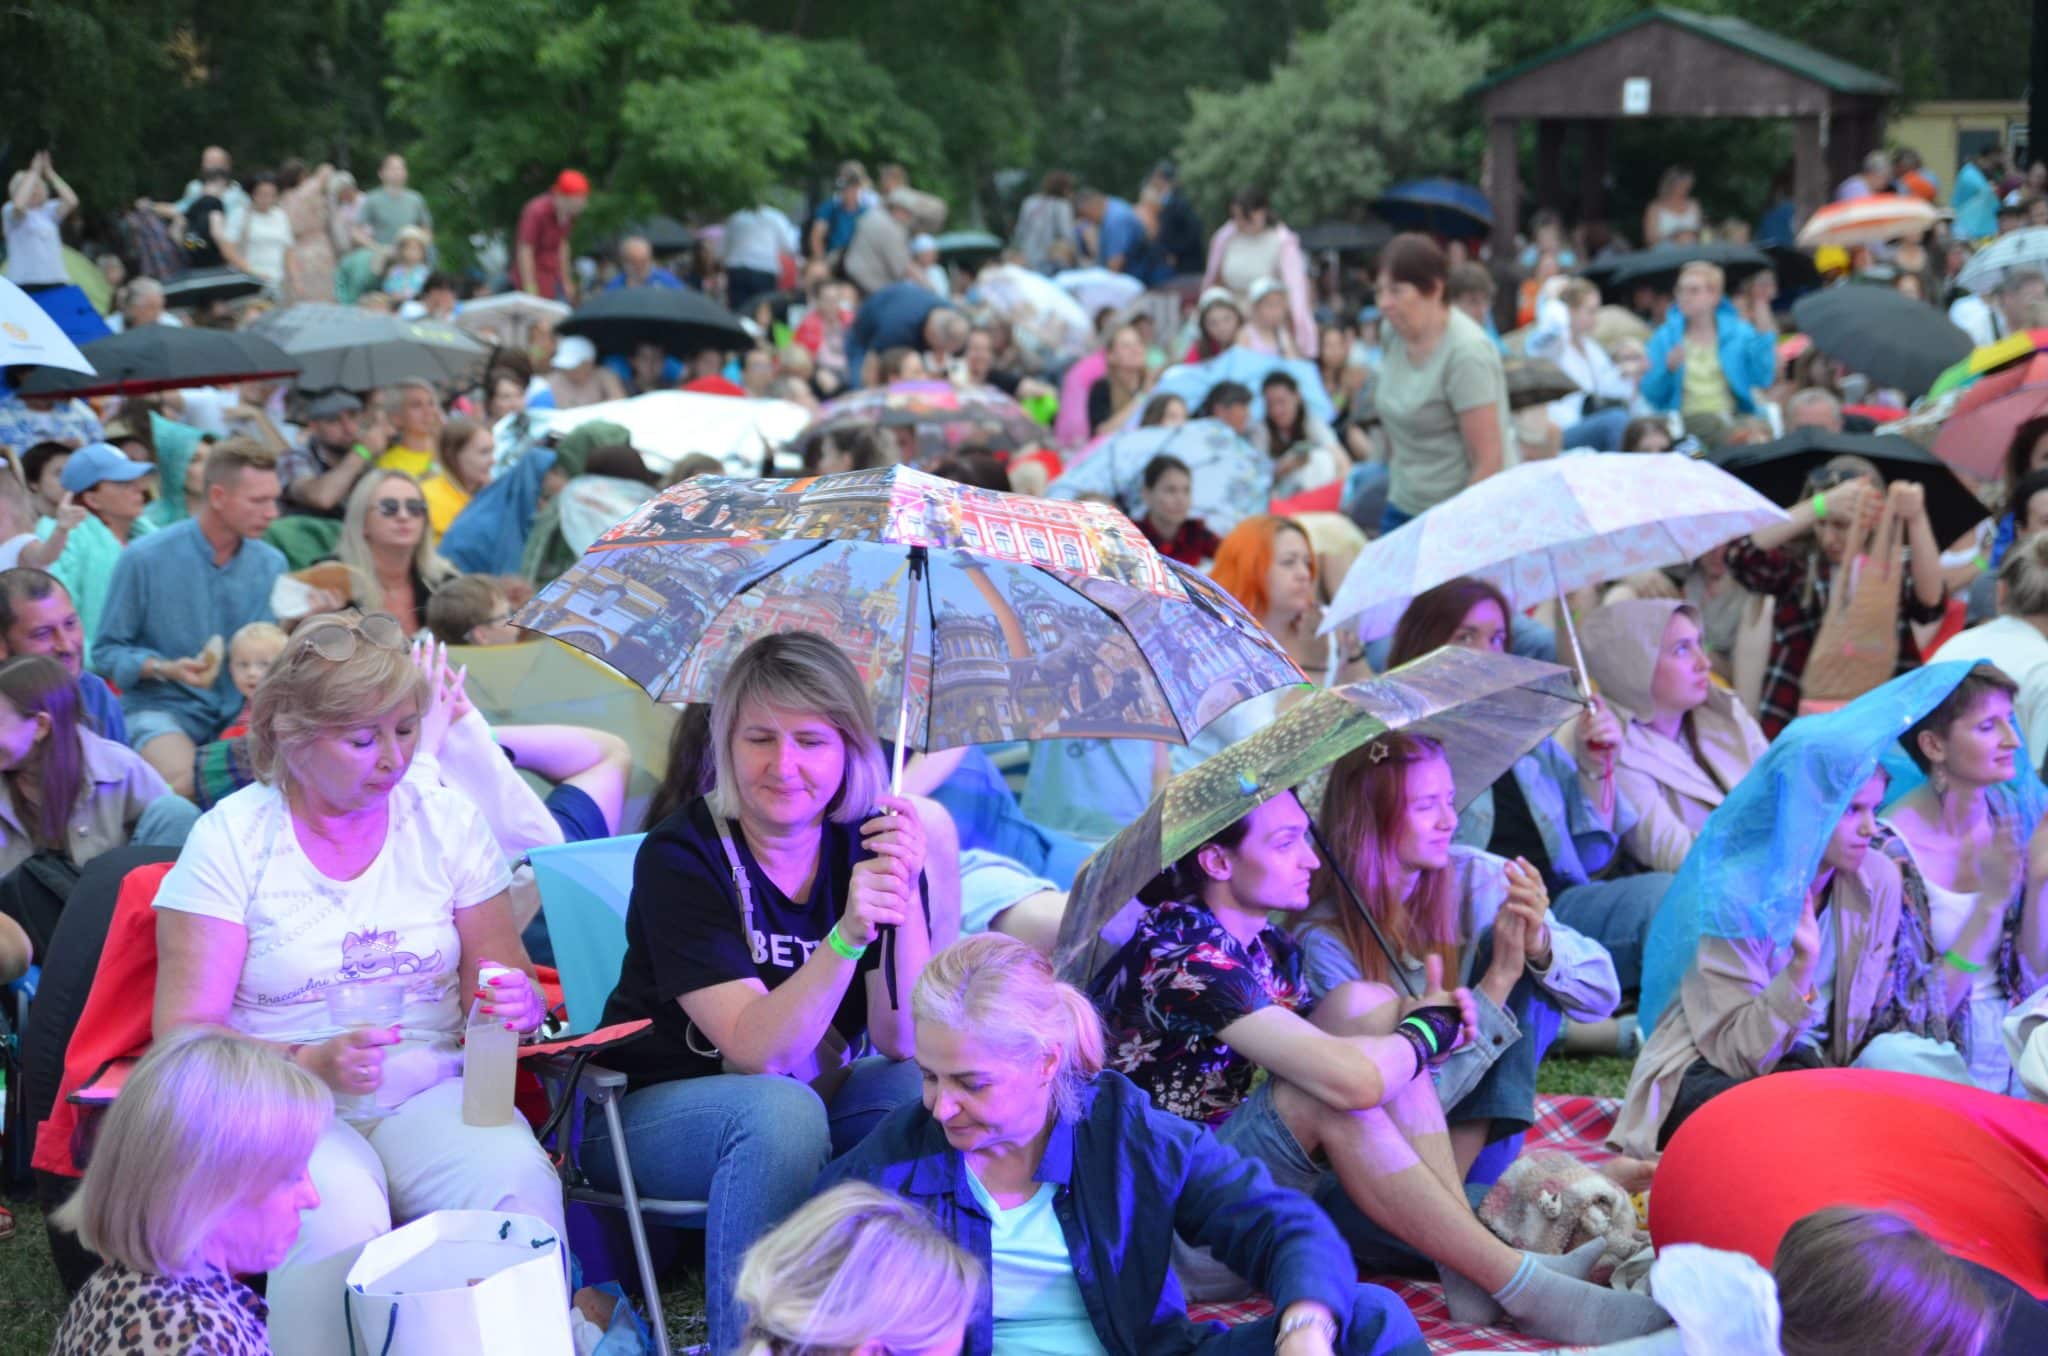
[
  {"xmin": 823, "ymin": 934, "xmax": 1430, "ymax": 1356},
  {"xmin": 735, "ymin": 1183, "xmax": 980, "ymax": 1356},
  {"xmin": 151, "ymin": 612, "xmax": 559, "ymax": 1356},
  {"xmin": 334, "ymin": 469, "xmax": 458, "ymax": 635},
  {"xmin": 50, "ymin": 1026, "xmax": 329, "ymax": 1355}
]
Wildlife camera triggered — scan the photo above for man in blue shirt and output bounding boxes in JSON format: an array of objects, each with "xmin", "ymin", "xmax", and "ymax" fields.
[
  {"xmin": 847, "ymin": 282, "xmax": 968, "ymax": 389},
  {"xmin": 604, "ymin": 235, "xmax": 685, "ymax": 291},
  {"xmin": 808, "ymin": 165, "xmax": 869, "ymax": 261},
  {"xmin": 94, "ymin": 439, "xmax": 285, "ymax": 796},
  {"xmin": 1075, "ymin": 188, "xmax": 1155, "ymax": 281},
  {"xmin": 0, "ymin": 568, "xmax": 127, "ymax": 743}
]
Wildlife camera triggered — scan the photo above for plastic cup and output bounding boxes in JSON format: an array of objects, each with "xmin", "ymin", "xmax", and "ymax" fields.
[{"xmin": 322, "ymin": 980, "xmax": 407, "ymax": 1121}]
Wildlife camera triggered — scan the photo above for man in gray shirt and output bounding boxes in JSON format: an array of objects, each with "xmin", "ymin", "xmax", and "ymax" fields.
[{"xmin": 358, "ymin": 153, "xmax": 434, "ymax": 248}]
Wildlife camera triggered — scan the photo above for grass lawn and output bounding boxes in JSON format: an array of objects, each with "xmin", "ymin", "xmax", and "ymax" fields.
[{"xmin": 0, "ymin": 1056, "xmax": 1632, "ymax": 1353}]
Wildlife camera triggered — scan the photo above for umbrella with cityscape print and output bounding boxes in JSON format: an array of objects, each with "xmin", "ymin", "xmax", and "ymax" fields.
[
  {"xmin": 511, "ymin": 464, "xmax": 1307, "ymax": 795},
  {"xmin": 800, "ymin": 380, "xmax": 1045, "ymax": 466}
]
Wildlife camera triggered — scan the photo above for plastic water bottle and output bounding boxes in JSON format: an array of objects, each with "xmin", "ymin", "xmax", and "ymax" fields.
[{"xmin": 462, "ymin": 963, "xmax": 518, "ymax": 1127}]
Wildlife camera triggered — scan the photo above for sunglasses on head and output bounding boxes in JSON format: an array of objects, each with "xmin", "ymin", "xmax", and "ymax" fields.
[
  {"xmin": 300, "ymin": 612, "xmax": 408, "ymax": 663},
  {"xmin": 375, "ymin": 497, "xmax": 428, "ymax": 519}
]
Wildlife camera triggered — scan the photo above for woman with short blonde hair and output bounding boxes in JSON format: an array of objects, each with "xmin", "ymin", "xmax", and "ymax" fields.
[
  {"xmin": 50, "ymin": 1026, "xmax": 328, "ymax": 1354},
  {"xmin": 735, "ymin": 1183, "xmax": 980, "ymax": 1356}
]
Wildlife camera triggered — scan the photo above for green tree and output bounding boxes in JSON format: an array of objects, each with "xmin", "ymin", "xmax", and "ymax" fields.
[{"xmin": 1173, "ymin": 0, "xmax": 1489, "ymax": 225}]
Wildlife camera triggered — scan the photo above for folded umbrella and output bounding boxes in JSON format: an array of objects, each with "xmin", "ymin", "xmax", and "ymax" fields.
[
  {"xmin": 11, "ymin": 325, "xmax": 297, "ymax": 398},
  {"xmin": 1956, "ymin": 227, "xmax": 2048, "ymax": 295},
  {"xmin": 1707, "ymin": 428, "xmax": 1987, "ymax": 545},
  {"xmin": 252, "ymin": 303, "xmax": 492, "ymax": 392},
  {"xmin": 0, "ymin": 277, "xmax": 94, "ymax": 374},
  {"xmin": 1051, "ymin": 646, "xmax": 1584, "ymax": 989},
  {"xmin": 1791, "ymin": 286, "xmax": 1972, "ymax": 401},
  {"xmin": 802, "ymin": 381, "xmax": 1043, "ymax": 466},
  {"xmin": 1373, "ymin": 179, "xmax": 1493, "ymax": 240},
  {"xmin": 1930, "ymin": 352, "xmax": 2048, "ymax": 481},
  {"xmin": 1795, "ymin": 194, "xmax": 1940, "ymax": 249},
  {"xmin": 560, "ymin": 285, "xmax": 749, "ymax": 358},
  {"xmin": 1045, "ymin": 419, "xmax": 1271, "ymax": 537}
]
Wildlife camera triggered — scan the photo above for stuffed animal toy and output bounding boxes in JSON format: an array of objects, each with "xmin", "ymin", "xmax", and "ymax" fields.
[{"xmin": 1477, "ymin": 1151, "xmax": 1647, "ymax": 1275}]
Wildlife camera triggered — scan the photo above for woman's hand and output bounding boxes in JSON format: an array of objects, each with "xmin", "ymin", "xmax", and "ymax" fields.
[
  {"xmin": 473, "ymin": 961, "xmax": 545, "ymax": 1034},
  {"xmin": 859, "ymin": 794, "xmax": 927, "ymax": 890},
  {"xmin": 1577, "ymin": 695, "xmax": 1622, "ymax": 759},
  {"xmin": 301, "ymin": 1025, "xmax": 400, "ymax": 1095},
  {"xmin": 410, "ymin": 636, "xmax": 467, "ymax": 759},
  {"xmin": 1503, "ymin": 856, "xmax": 1553, "ymax": 968},
  {"xmin": 1787, "ymin": 889, "xmax": 1823, "ymax": 989},
  {"xmin": 1886, "ymin": 479, "xmax": 1928, "ymax": 526},
  {"xmin": 840, "ymin": 855, "xmax": 913, "ymax": 950}
]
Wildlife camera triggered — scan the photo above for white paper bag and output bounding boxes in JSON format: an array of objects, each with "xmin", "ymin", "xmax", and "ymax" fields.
[{"xmin": 345, "ymin": 1209, "xmax": 572, "ymax": 1355}]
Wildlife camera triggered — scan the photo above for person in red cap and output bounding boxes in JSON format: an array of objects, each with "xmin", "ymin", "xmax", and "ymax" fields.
[{"xmin": 516, "ymin": 168, "xmax": 589, "ymax": 302}]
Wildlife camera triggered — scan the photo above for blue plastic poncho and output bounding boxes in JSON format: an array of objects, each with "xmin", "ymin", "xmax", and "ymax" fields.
[{"xmin": 1637, "ymin": 662, "xmax": 2047, "ymax": 1032}]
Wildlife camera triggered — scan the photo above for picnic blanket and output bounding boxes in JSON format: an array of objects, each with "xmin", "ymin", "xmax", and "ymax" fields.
[{"xmin": 1187, "ymin": 1094, "xmax": 1620, "ymax": 1353}]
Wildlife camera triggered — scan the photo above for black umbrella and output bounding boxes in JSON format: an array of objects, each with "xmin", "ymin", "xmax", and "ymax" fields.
[
  {"xmin": 251, "ymin": 303, "xmax": 492, "ymax": 391},
  {"xmin": 1503, "ymin": 358, "xmax": 1580, "ymax": 411},
  {"xmin": 1706, "ymin": 429, "xmax": 1987, "ymax": 545},
  {"xmin": 611, "ymin": 215, "xmax": 696, "ymax": 255},
  {"xmin": 1791, "ymin": 286, "xmax": 1972, "ymax": 401},
  {"xmin": 932, "ymin": 230, "xmax": 1004, "ymax": 267},
  {"xmin": 12, "ymin": 326, "xmax": 297, "ymax": 398},
  {"xmin": 1297, "ymin": 221, "xmax": 1393, "ymax": 255},
  {"xmin": 1583, "ymin": 242, "xmax": 1774, "ymax": 298},
  {"xmin": 161, "ymin": 268, "xmax": 266, "ymax": 309},
  {"xmin": 560, "ymin": 286, "xmax": 750, "ymax": 357},
  {"xmin": 1763, "ymin": 244, "xmax": 1821, "ymax": 296}
]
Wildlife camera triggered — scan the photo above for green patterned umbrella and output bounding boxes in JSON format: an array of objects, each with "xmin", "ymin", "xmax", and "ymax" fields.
[{"xmin": 1052, "ymin": 645, "xmax": 1585, "ymax": 989}]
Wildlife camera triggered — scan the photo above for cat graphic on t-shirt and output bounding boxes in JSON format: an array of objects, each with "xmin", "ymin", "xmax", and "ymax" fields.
[{"xmin": 340, "ymin": 928, "xmax": 442, "ymax": 979}]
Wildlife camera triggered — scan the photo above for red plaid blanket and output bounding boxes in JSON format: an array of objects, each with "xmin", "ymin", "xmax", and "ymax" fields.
[{"xmin": 1187, "ymin": 1094, "xmax": 1620, "ymax": 1353}]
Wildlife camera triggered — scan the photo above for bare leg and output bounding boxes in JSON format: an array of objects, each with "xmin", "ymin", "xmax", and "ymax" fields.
[
  {"xmin": 908, "ymin": 794, "xmax": 961, "ymax": 949},
  {"xmin": 1312, "ymin": 984, "xmax": 1465, "ymax": 1195},
  {"xmin": 495, "ymin": 725, "xmax": 632, "ymax": 835},
  {"xmin": 988, "ymin": 889, "xmax": 1066, "ymax": 955},
  {"xmin": 141, "ymin": 730, "xmax": 197, "ymax": 799},
  {"xmin": 1449, "ymin": 1119, "xmax": 1494, "ymax": 1176}
]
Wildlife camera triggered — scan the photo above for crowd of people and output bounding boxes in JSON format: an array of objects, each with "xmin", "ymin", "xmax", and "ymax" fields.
[{"xmin": 5, "ymin": 129, "xmax": 2048, "ymax": 1356}]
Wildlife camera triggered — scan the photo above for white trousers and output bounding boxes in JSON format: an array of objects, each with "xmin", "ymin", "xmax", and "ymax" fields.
[{"xmin": 267, "ymin": 1076, "xmax": 564, "ymax": 1356}]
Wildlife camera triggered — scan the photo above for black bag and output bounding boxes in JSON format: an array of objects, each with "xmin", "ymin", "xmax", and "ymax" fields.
[{"xmin": 0, "ymin": 851, "xmax": 82, "ymax": 969}]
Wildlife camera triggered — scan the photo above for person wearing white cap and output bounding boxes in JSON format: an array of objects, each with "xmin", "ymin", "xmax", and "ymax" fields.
[
  {"xmin": 545, "ymin": 333, "xmax": 624, "ymax": 411},
  {"xmin": 35, "ymin": 443, "xmax": 154, "ymax": 666},
  {"xmin": 911, "ymin": 232, "xmax": 949, "ymax": 298}
]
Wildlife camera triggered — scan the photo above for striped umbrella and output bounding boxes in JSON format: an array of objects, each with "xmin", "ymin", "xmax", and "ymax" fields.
[{"xmin": 1796, "ymin": 194, "xmax": 1939, "ymax": 248}]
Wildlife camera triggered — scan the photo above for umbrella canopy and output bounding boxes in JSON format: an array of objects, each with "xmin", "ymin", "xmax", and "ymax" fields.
[
  {"xmin": 803, "ymin": 381, "xmax": 1043, "ymax": 465},
  {"xmin": 1141, "ymin": 348, "xmax": 1337, "ymax": 429},
  {"xmin": 934, "ymin": 231, "xmax": 1004, "ymax": 267},
  {"xmin": 455, "ymin": 292, "xmax": 573, "ymax": 348},
  {"xmin": 0, "ymin": 278, "xmax": 94, "ymax": 374},
  {"xmin": 1707, "ymin": 428, "xmax": 1988, "ymax": 545},
  {"xmin": 1795, "ymin": 194, "xmax": 1940, "ymax": 249},
  {"xmin": 1928, "ymin": 328, "xmax": 2048, "ymax": 401},
  {"xmin": 1583, "ymin": 242, "xmax": 1774, "ymax": 298},
  {"xmin": 971, "ymin": 265, "xmax": 1093, "ymax": 370},
  {"xmin": 532, "ymin": 389, "xmax": 812, "ymax": 478},
  {"xmin": 12, "ymin": 326, "xmax": 297, "ymax": 398},
  {"xmin": 1044, "ymin": 419, "xmax": 1272, "ymax": 537},
  {"xmin": 1297, "ymin": 221, "xmax": 1392, "ymax": 255},
  {"xmin": 611, "ymin": 216, "xmax": 697, "ymax": 255},
  {"xmin": 1930, "ymin": 353, "xmax": 2048, "ymax": 481},
  {"xmin": 1320, "ymin": 453, "xmax": 1789, "ymax": 643},
  {"xmin": 1055, "ymin": 267, "xmax": 1145, "ymax": 319},
  {"xmin": 1956, "ymin": 227, "xmax": 2048, "ymax": 295},
  {"xmin": 512, "ymin": 465, "xmax": 1304, "ymax": 755},
  {"xmin": 1502, "ymin": 358, "xmax": 1580, "ymax": 410},
  {"xmin": 559, "ymin": 286, "xmax": 749, "ymax": 358},
  {"xmin": 161, "ymin": 269, "xmax": 266, "ymax": 309},
  {"xmin": 252, "ymin": 303, "xmax": 492, "ymax": 392},
  {"xmin": 1051, "ymin": 646, "xmax": 1584, "ymax": 985},
  {"xmin": 60, "ymin": 247, "xmax": 113, "ymax": 314},
  {"xmin": 1372, "ymin": 179, "xmax": 1492, "ymax": 240},
  {"xmin": 1791, "ymin": 286, "xmax": 1972, "ymax": 401}
]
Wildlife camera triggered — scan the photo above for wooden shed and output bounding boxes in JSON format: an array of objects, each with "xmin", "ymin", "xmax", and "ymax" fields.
[{"xmin": 1471, "ymin": 7, "xmax": 1898, "ymax": 253}]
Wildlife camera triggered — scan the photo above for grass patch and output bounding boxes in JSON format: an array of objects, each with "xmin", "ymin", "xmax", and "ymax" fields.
[{"xmin": 1537, "ymin": 1053, "xmax": 1634, "ymax": 1100}]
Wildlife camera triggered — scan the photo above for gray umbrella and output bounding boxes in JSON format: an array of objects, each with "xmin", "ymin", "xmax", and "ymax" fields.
[{"xmin": 251, "ymin": 303, "xmax": 493, "ymax": 392}]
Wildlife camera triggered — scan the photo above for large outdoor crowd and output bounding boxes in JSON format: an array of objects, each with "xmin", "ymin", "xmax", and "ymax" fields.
[{"xmin": 3, "ymin": 130, "xmax": 2048, "ymax": 1356}]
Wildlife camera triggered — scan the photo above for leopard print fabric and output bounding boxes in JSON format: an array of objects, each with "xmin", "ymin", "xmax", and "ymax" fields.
[{"xmin": 51, "ymin": 1262, "xmax": 270, "ymax": 1354}]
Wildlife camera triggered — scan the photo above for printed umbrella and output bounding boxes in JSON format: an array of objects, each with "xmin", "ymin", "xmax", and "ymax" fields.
[
  {"xmin": 1795, "ymin": 194, "xmax": 1940, "ymax": 249},
  {"xmin": 1955, "ymin": 227, "xmax": 2048, "ymax": 295},
  {"xmin": 1044, "ymin": 419, "xmax": 1271, "ymax": 537},
  {"xmin": 1373, "ymin": 179, "xmax": 1493, "ymax": 239},
  {"xmin": 1055, "ymin": 267, "xmax": 1145, "ymax": 319},
  {"xmin": 971, "ymin": 265, "xmax": 1093, "ymax": 369},
  {"xmin": 1138, "ymin": 348, "xmax": 1337, "ymax": 429},
  {"xmin": 534, "ymin": 389, "xmax": 812, "ymax": 478},
  {"xmin": 1051, "ymin": 646, "xmax": 1584, "ymax": 990},
  {"xmin": 512, "ymin": 465, "xmax": 1305, "ymax": 793},
  {"xmin": 1319, "ymin": 454, "xmax": 1788, "ymax": 660},
  {"xmin": 252, "ymin": 303, "xmax": 492, "ymax": 391},
  {"xmin": 801, "ymin": 381, "xmax": 1044, "ymax": 466},
  {"xmin": 1930, "ymin": 352, "xmax": 2048, "ymax": 481},
  {"xmin": 12, "ymin": 325, "xmax": 297, "ymax": 398},
  {"xmin": 1707, "ymin": 429, "xmax": 1987, "ymax": 545},
  {"xmin": 1926, "ymin": 328, "xmax": 2048, "ymax": 401},
  {"xmin": 0, "ymin": 278, "xmax": 93, "ymax": 374},
  {"xmin": 1791, "ymin": 285, "xmax": 1972, "ymax": 401},
  {"xmin": 559, "ymin": 285, "xmax": 749, "ymax": 357}
]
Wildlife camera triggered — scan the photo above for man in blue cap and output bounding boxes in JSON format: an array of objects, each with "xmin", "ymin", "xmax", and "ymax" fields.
[{"xmin": 35, "ymin": 441, "xmax": 152, "ymax": 666}]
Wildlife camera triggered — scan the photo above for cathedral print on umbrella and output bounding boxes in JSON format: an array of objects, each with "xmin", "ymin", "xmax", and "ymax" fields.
[{"xmin": 513, "ymin": 466, "xmax": 1305, "ymax": 750}]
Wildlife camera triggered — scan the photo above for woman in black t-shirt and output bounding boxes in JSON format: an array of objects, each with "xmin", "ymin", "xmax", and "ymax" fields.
[{"xmin": 586, "ymin": 631, "xmax": 931, "ymax": 1355}]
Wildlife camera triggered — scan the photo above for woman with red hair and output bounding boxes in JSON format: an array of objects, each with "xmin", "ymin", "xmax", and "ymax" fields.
[{"xmin": 1209, "ymin": 514, "xmax": 1370, "ymax": 689}]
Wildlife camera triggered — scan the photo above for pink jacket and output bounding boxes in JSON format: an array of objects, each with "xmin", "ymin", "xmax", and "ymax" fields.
[{"xmin": 1202, "ymin": 222, "xmax": 1318, "ymax": 360}]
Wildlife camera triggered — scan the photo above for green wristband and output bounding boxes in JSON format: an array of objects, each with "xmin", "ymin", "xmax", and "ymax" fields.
[
  {"xmin": 825, "ymin": 923, "xmax": 867, "ymax": 961},
  {"xmin": 1942, "ymin": 949, "xmax": 1985, "ymax": 974},
  {"xmin": 354, "ymin": 443, "xmax": 375, "ymax": 463},
  {"xmin": 1811, "ymin": 491, "xmax": 1827, "ymax": 521}
]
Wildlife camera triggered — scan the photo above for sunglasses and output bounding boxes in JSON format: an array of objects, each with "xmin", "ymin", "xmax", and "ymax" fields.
[
  {"xmin": 300, "ymin": 612, "xmax": 408, "ymax": 663},
  {"xmin": 375, "ymin": 497, "xmax": 428, "ymax": 519}
]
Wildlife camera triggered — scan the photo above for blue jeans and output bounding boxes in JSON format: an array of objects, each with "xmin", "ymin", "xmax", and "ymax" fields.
[
  {"xmin": 1197, "ymin": 1287, "xmax": 1427, "ymax": 1355},
  {"xmin": 929, "ymin": 746, "xmax": 1094, "ymax": 888},
  {"xmin": 1453, "ymin": 928, "xmax": 1566, "ymax": 1187},
  {"xmin": 579, "ymin": 1057, "xmax": 922, "ymax": 1352},
  {"xmin": 1551, "ymin": 872, "xmax": 1672, "ymax": 993},
  {"xmin": 1561, "ymin": 406, "xmax": 1633, "ymax": 451},
  {"xmin": 1341, "ymin": 462, "xmax": 1391, "ymax": 537}
]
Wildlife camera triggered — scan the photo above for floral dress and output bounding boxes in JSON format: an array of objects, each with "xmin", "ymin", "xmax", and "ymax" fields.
[{"xmin": 52, "ymin": 1262, "xmax": 270, "ymax": 1355}]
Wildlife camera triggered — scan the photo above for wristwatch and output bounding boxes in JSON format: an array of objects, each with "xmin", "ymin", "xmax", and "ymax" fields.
[{"xmin": 1275, "ymin": 1309, "xmax": 1338, "ymax": 1348}]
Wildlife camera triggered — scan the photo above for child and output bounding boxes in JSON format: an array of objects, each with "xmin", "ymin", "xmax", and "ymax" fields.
[
  {"xmin": 424, "ymin": 574, "xmax": 521, "ymax": 648},
  {"xmin": 219, "ymin": 622, "xmax": 286, "ymax": 739}
]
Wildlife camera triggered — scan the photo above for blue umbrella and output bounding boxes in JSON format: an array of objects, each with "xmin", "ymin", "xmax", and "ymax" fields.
[
  {"xmin": 1373, "ymin": 178, "xmax": 1494, "ymax": 240},
  {"xmin": 1141, "ymin": 349, "xmax": 1336, "ymax": 430},
  {"xmin": 1044, "ymin": 419, "xmax": 1271, "ymax": 536}
]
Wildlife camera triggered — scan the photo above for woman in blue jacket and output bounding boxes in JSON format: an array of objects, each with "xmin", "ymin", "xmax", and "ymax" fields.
[{"xmin": 1640, "ymin": 262, "xmax": 1777, "ymax": 420}]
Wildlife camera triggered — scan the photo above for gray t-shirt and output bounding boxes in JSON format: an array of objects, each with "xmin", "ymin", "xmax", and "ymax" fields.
[
  {"xmin": 358, "ymin": 188, "xmax": 433, "ymax": 246},
  {"xmin": 1378, "ymin": 308, "xmax": 1509, "ymax": 516}
]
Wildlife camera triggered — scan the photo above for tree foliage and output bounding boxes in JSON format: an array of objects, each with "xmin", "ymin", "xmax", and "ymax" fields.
[{"xmin": 1173, "ymin": 1, "xmax": 1490, "ymax": 225}]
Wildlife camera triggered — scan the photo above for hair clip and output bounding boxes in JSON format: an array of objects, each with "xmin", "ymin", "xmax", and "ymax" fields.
[
  {"xmin": 1367, "ymin": 739, "xmax": 1391, "ymax": 764},
  {"xmin": 1236, "ymin": 772, "xmax": 1260, "ymax": 796}
]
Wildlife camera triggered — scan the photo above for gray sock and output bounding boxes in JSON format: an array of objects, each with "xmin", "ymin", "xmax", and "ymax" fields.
[
  {"xmin": 1438, "ymin": 1240, "xmax": 1606, "ymax": 1325},
  {"xmin": 1493, "ymin": 1250, "xmax": 1673, "ymax": 1345}
]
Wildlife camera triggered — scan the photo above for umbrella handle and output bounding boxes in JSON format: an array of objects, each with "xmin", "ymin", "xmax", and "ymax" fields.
[
  {"xmin": 880, "ymin": 547, "xmax": 929, "ymax": 1012},
  {"xmin": 1306, "ymin": 821, "xmax": 1420, "ymax": 999}
]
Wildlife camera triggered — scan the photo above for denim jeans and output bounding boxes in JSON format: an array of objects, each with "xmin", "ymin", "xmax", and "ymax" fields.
[
  {"xmin": 1452, "ymin": 928, "xmax": 1566, "ymax": 1188},
  {"xmin": 1551, "ymin": 872, "xmax": 1673, "ymax": 993},
  {"xmin": 579, "ymin": 1056, "xmax": 923, "ymax": 1352},
  {"xmin": 1561, "ymin": 406, "xmax": 1634, "ymax": 451},
  {"xmin": 929, "ymin": 745, "xmax": 1094, "ymax": 887}
]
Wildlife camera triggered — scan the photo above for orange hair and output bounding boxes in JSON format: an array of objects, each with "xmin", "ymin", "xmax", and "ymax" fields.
[{"xmin": 1209, "ymin": 514, "xmax": 1312, "ymax": 621}]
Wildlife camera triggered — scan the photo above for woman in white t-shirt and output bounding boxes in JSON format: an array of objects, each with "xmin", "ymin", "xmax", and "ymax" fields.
[
  {"xmin": 4, "ymin": 151, "xmax": 77, "ymax": 287},
  {"xmin": 152, "ymin": 611, "xmax": 562, "ymax": 1356},
  {"xmin": 229, "ymin": 173, "xmax": 295, "ymax": 291}
]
